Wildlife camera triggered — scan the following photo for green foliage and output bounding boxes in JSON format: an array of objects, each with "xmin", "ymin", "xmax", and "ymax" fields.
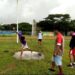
[
  {"xmin": 70, "ymin": 20, "xmax": 75, "ymax": 31},
  {"xmin": 0, "ymin": 22, "xmax": 32, "ymax": 35},
  {"xmin": 37, "ymin": 14, "xmax": 75, "ymax": 35},
  {"xmin": 18, "ymin": 22, "xmax": 32, "ymax": 35}
]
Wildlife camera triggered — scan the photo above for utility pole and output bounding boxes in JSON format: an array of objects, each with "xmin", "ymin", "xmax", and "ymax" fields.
[{"xmin": 16, "ymin": 0, "xmax": 19, "ymax": 43}]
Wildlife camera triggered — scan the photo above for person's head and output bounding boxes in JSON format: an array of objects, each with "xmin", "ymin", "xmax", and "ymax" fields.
[
  {"xmin": 54, "ymin": 26, "xmax": 63, "ymax": 35},
  {"xmin": 39, "ymin": 30, "xmax": 41, "ymax": 33},
  {"xmin": 70, "ymin": 30, "xmax": 75, "ymax": 36},
  {"xmin": 54, "ymin": 29, "xmax": 61, "ymax": 35},
  {"xmin": 71, "ymin": 32, "xmax": 75, "ymax": 38}
]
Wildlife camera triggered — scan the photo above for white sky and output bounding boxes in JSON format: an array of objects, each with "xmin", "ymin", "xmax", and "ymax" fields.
[{"xmin": 0, "ymin": 0, "xmax": 75, "ymax": 24}]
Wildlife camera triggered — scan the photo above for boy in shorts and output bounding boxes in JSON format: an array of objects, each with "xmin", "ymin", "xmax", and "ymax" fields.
[{"xmin": 49, "ymin": 30, "xmax": 64, "ymax": 75}]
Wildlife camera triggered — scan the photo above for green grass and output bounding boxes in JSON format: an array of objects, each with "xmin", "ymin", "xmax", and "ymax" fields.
[{"xmin": 0, "ymin": 36, "xmax": 75, "ymax": 75}]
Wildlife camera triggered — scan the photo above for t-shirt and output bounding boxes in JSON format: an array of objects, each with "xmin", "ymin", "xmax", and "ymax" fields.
[
  {"xmin": 56, "ymin": 33, "xmax": 63, "ymax": 46},
  {"xmin": 55, "ymin": 32, "xmax": 64, "ymax": 55},
  {"xmin": 38, "ymin": 32, "xmax": 42, "ymax": 39},
  {"xmin": 18, "ymin": 31, "xmax": 22, "ymax": 38},
  {"xmin": 70, "ymin": 32, "xmax": 75, "ymax": 49},
  {"xmin": 18, "ymin": 32, "xmax": 26, "ymax": 45}
]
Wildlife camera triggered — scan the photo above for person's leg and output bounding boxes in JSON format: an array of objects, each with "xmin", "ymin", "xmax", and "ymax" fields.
[
  {"xmin": 72, "ymin": 49, "xmax": 75, "ymax": 65},
  {"xmin": 69, "ymin": 54, "xmax": 73, "ymax": 65},
  {"xmin": 20, "ymin": 44, "xmax": 24, "ymax": 59},
  {"xmin": 50, "ymin": 61, "xmax": 55, "ymax": 70},
  {"xmin": 20, "ymin": 49, "xmax": 23, "ymax": 59},
  {"xmin": 58, "ymin": 65, "xmax": 63, "ymax": 75},
  {"xmin": 40, "ymin": 40, "xmax": 42, "ymax": 45},
  {"xmin": 38, "ymin": 39, "xmax": 42, "ymax": 45},
  {"xmin": 55, "ymin": 56, "xmax": 63, "ymax": 75},
  {"xmin": 39, "ymin": 41, "xmax": 41, "ymax": 45},
  {"xmin": 68, "ymin": 50, "xmax": 74, "ymax": 66},
  {"xmin": 49, "ymin": 56, "xmax": 56, "ymax": 71}
]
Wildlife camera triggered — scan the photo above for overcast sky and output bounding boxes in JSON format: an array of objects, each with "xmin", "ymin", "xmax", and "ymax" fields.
[{"xmin": 0, "ymin": 0, "xmax": 75, "ymax": 24}]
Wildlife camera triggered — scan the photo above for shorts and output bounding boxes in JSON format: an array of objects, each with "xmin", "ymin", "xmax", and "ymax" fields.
[
  {"xmin": 70, "ymin": 49, "xmax": 75, "ymax": 56},
  {"xmin": 22, "ymin": 43, "xmax": 29, "ymax": 49},
  {"xmin": 38, "ymin": 39, "xmax": 42, "ymax": 42},
  {"xmin": 52, "ymin": 55, "xmax": 62, "ymax": 66}
]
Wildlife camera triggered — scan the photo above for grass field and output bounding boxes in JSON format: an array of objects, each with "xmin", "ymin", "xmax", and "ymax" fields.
[{"xmin": 0, "ymin": 36, "xmax": 75, "ymax": 75}]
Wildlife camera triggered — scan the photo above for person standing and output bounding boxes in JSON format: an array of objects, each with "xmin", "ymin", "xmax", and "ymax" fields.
[
  {"xmin": 49, "ymin": 30, "xmax": 64, "ymax": 75},
  {"xmin": 68, "ymin": 32, "xmax": 75, "ymax": 68},
  {"xmin": 37, "ymin": 31, "xmax": 43, "ymax": 45}
]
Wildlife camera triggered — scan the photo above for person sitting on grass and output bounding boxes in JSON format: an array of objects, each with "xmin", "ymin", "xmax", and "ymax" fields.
[
  {"xmin": 17, "ymin": 31, "xmax": 30, "ymax": 59},
  {"xmin": 67, "ymin": 31, "xmax": 75, "ymax": 68}
]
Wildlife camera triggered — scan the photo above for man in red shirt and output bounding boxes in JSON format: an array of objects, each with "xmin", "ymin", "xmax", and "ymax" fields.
[{"xmin": 49, "ymin": 30, "xmax": 64, "ymax": 75}]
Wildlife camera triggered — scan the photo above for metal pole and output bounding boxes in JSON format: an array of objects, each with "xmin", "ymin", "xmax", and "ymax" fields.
[{"xmin": 17, "ymin": 0, "xmax": 19, "ymax": 43}]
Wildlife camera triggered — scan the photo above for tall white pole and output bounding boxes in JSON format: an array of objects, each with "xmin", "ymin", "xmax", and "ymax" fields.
[
  {"xmin": 17, "ymin": 0, "xmax": 19, "ymax": 43},
  {"xmin": 32, "ymin": 19, "xmax": 36, "ymax": 36}
]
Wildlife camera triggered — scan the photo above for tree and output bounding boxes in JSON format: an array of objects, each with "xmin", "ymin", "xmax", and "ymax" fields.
[
  {"xmin": 0, "ymin": 22, "xmax": 32, "ymax": 35},
  {"xmin": 18, "ymin": 22, "xmax": 32, "ymax": 34},
  {"xmin": 37, "ymin": 14, "xmax": 71, "ymax": 35},
  {"xmin": 70, "ymin": 20, "xmax": 75, "ymax": 31}
]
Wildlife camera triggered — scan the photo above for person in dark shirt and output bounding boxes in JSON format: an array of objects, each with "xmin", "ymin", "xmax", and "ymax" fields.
[{"xmin": 68, "ymin": 32, "xmax": 75, "ymax": 68}]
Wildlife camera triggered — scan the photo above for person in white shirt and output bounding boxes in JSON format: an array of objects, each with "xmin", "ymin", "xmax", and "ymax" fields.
[{"xmin": 38, "ymin": 31, "xmax": 43, "ymax": 45}]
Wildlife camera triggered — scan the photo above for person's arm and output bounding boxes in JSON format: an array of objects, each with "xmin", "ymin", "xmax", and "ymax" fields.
[
  {"xmin": 54, "ymin": 36, "xmax": 62, "ymax": 56},
  {"xmin": 54, "ymin": 45, "xmax": 61, "ymax": 56}
]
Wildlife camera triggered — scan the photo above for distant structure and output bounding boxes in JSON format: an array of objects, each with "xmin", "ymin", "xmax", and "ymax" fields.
[{"xmin": 32, "ymin": 19, "xmax": 37, "ymax": 36}]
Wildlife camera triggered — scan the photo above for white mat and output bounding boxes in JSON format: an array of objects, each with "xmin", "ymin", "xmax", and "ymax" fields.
[{"xmin": 13, "ymin": 51, "xmax": 44, "ymax": 60}]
